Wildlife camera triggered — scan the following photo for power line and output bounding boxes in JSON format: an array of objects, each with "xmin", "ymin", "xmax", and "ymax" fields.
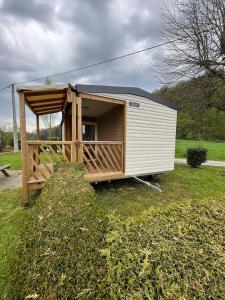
[
  {"xmin": 0, "ymin": 26, "xmax": 215, "ymax": 91},
  {"xmin": 15, "ymin": 39, "xmax": 178, "ymax": 85},
  {"xmin": 0, "ymin": 84, "xmax": 11, "ymax": 92},
  {"xmin": 0, "ymin": 38, "xmax": 179, "ymax": 90}
]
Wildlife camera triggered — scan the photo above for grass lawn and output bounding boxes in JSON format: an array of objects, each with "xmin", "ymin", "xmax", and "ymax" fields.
[
  {"xmin": 176, "ymin": 139, "xmax": 225, "ymax": 161},
  {"xmin": 0, "ymin": 152, "xmax": 21, "ymax": 170},
  {"xmin": 0, "ymin": 152, "xmax": 58, "ymax": 170},
  {"xmin": 1, "ymin": 139, "xmax": 225, "ymax": 171},
  {"xmin": 0, "ymin": 189, "xmax": 30, "ymax": 299},
  {"xmin": 1, "ymin": 165, "xmax": 225, "ymax": 298}
]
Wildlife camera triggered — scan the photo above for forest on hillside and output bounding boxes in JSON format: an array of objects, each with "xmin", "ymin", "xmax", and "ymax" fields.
[
  {"xmin": 0, "ymin": 124, "xmax": 61, "ymax": 152},
  {"xmin": 154, "ymin": 0, "xmax": 225, "ymax": 142},
  {"xmin": 154, "ymin": 76, "xmax": 225, "ymax": 141}
]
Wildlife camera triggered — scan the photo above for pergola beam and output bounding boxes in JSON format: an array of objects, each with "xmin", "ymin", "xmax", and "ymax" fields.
[
  {"xmin": 38, "ymin": 109, "xmax": 63, "ymax": 115},
  {"xmin": 30, "ymin": 100, "xmax": 65, "ymax": 107},
  {"xmin": 24, "ymin": 89, "xmax": 66, "ymax": 96},
  {"xmin": 26, "ymin": 93, "xmax": 65, "ymax": 101},
  {"xmin": 33, "ymin": 104, "xmax": 63, "ymax": 111}
]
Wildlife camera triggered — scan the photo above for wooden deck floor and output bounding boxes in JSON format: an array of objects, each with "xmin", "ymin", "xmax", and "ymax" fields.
[
  {"xmin": 28, "ymin": 163, "xmax": 124, "ymax": 187},
  {"xmin": 85, "ymin": 171, "xmax": 124, "ymax": 182},
  {"xmin": 28, "ymin": 163, "xmax": 53, "ymax": 184}
]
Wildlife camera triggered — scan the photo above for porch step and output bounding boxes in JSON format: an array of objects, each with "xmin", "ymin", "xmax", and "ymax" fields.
[{"xmin": 27, "ymin": 178, "xmax": 45, "ymax": 184}]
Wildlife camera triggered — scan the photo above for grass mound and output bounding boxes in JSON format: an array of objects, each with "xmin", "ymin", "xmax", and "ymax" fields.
[
  {"xmin": 6, "ymin": 165, "xmax": 225, "ymax": 299},
  {"xmin": 102, "ymin": 199, "xmax": 225, "ymax": 299},
  {"xmin": 7, "ymin": 165, "xmax": 108, "ymax": 299}
]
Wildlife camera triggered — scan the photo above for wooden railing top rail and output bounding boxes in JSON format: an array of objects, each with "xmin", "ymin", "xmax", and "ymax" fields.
[
  {"xmin": 26, "ymin": 140, "xmax": 123, "ymax": 145},
  {"xmin": 82, "ymin": 141, "xmax": 123, "ymax": 145},
  {"xmin": 26, "ymin": 140, "xmax": 72, "ymax": 145}
]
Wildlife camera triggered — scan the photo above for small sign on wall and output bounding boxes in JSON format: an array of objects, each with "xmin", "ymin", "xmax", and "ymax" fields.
[{"xmin": 129, "ymin": 101, "xmax": 140, "ymax": 108}]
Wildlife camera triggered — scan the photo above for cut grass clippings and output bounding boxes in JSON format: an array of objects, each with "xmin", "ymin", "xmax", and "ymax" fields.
[
  {"xmin": 102, "ymin": 200, "xmax": 225, "ymax": 299},
  {"xmin": 7, "ymin": 165, "xmax": 109, "ymax": 299},
  {"xmin": 3, "ymin": 164, "xmax": 225, "ymax": 299},
  {"xmin": 5, "ymin": 166, "xmax": 225, "ymax": 299}
]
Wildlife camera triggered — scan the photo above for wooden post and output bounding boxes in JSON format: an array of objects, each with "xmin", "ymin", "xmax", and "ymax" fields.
[
  {"xmin": 71, "ymin": 92, "xmax": 76, "ymax": 162},
  {"xmin": 77, "ymin": 96, "xmax": 83, "ymax": 162},
  {"xmin": 36, "ymin": 115, "xmax": 40, "ymax": 139},
  {"xmin": 35, "ymin": 114, "xmax": 40, "ymax": 168},
  {"xmin": 11, "ymin": 84, "xmax": 19, "ymax": 152},
  {"xmin": 122, "ymin": 103, "xmax": 127, "ymax": 173},
  {"xmin": 19, "ymin": 92, "xmax": 29, "ymax": 204}
]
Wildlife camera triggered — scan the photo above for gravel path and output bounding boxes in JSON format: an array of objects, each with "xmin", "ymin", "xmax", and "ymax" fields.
[
  {"xmin": 175, "ymin": 158, "xmax": 225, "ymax": 167},
  {"xmin": 0, "ymin": 170, "xmax": 22, "ymax": 189}
]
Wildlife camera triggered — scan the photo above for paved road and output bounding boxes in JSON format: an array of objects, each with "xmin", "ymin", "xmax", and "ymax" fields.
[{"xmin": 175, "ymin": 158, "xmax": 225, "ymax": 167}]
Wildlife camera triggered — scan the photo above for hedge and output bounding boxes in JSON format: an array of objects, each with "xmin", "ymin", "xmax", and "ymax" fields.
[{"xmin": 7, "ymin": 164, "xmax": 108, "ymax": 299}]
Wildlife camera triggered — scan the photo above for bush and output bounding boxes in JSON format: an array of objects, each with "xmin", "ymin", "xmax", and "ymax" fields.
[
  {"xmin": 7, "ymin": 164, "xmax": 108, "ymax": 299},
  {"xmin": 187, "ymin": 147, "xmax": 207, "ymax": 167}
]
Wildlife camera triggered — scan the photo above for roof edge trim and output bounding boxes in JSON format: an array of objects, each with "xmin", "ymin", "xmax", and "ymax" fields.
[{"xmin": 74, "ymin": 84, "xmax": 177, "ymax": 110}]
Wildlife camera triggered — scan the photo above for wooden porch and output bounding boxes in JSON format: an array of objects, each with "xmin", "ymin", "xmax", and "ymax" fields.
[
  {"xmin": 18, "ymin": 84, "xmax": 126, "ymax": 204},
  {"xmin": 26, "ymin": 140, "xmax": 124, "ymax": 184}
]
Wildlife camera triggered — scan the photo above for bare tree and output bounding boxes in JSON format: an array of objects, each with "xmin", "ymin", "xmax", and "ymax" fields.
[
  {"xmin": 42, "ymin": 77, "xmax": 57, "ymax": 140},
  {"xmin": 161, "ymin": 0, "xmax": 225, "ymax": 84},
  {"xmin": 42, "ymin": 114, "xmax": 57, "ymax": 140}
]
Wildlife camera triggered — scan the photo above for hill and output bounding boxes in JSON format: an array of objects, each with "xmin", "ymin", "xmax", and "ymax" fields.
[{"xmin": 154, "ymin": 76, "xmax": 225, "ymax": 141}]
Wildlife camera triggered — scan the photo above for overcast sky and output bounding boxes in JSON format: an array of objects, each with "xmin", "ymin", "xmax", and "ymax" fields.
[{"xmin": 0, "ymin": 0, "xmax": 169, "ymax": 131}]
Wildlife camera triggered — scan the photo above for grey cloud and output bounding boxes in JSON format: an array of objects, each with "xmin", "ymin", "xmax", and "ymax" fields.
[
  {"xmin": 0, "ymin": 0, "xmax": 168, "ymax": 130},
  {"xmin": 1, "ymin": 0, "xmax": 55, "ymax": 25}
]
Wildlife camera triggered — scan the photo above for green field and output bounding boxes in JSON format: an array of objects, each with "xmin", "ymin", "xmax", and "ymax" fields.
[
  {"xmin": 1, "ymin": 139, "xmax": 225, "ymax": 172},
  {"xmin": 0, "ymin": 152, "xmax": 57, "ymax": 170},
  {"xmin": 0, "ymin": 152, "xmax": 21, "ymax": 170},
  {"xmin": 176, "ymin": 139, "xmax": 225, "ymax": 161},
  {"xmin": 1, "ymin": 165, "xmax": 225, "ymax": 298}
]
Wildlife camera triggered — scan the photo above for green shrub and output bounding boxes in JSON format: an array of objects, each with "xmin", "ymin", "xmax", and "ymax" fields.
[
  {"xmin": 7, "ymin": 166, "xmax": 108, "ymax": 299},
  {"xmin": 187, "ymin": 147, "xmax": 207, "ymax": 167}
]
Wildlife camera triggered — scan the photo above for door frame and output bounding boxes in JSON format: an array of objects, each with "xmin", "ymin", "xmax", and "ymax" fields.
[{"xmin": 82, "ymin": 121, "xmax": 98, "ymax": 141}]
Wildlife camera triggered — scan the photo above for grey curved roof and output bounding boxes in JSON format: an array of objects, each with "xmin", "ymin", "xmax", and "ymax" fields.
[{"xmin": 74, "ymin": 84, "xmax": 177, "ymax": 110}]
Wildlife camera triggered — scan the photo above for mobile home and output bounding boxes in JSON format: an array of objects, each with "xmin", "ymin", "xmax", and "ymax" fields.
[{"xmin": 17, "ymin": 84, "xmax": 177, "ymax": 204}]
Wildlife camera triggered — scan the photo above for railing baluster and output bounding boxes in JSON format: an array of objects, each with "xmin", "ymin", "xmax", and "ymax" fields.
[
  {"xmin": 26, "ymin": 141, "xmax": 73, "ymax": 182},
  {"xmin": 26, "ymin": 140, "xmax": 123, "ymax": 181},
  {"xmin": 82, "ymin": 141, "xmax": 123, "ymax": 174}
]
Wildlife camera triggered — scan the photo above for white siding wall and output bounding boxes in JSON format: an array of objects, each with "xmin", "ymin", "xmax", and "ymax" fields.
[{"xmin": 93, "ymin": 93, "xmax": 177, "ymax": 176}]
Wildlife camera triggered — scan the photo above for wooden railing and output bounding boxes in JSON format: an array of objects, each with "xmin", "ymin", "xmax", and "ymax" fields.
[
  {"xmin": 25, "ymin": 140, "xmax": 124, "ymax": 182},
  {"xmin": 82, "ymin": 141, "xmax": 123, "ymax": 174},
  {"xmin": 26, "ymin": 141, "xmax": 72, "ymax": 182}
]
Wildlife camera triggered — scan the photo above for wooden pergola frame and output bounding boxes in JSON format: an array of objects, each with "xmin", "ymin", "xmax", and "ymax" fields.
[{"xmin": 18, "ymin": 84, "xmax": 126, "ymax": 205}]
